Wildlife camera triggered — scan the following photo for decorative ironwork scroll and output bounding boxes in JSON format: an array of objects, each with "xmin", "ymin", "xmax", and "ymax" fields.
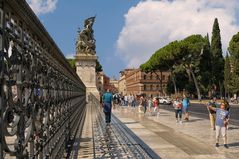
[{"xmin": 0, "ymin": 0, "xmax": 86, "ymax": 158}]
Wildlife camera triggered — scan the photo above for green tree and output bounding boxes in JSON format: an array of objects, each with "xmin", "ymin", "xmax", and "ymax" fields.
[
  {"xmin": 67, "ymin": 58, "xmax": 76, "ymax": 71},
  {"xmin": 180, "ymin": 35, "xmax": 206, "ymax": 100},
  {"xmin": 96, "ymin": 59, "xmax": 103, "ymax": 72},
  {"xmin": 67, "ymin": 58, "xmax": 103, "ymax": 73},
  {"xmin": 210, "ymin": 18, "xmax": 224, "ymax": 97},
  {"xmin": 166, "ymin": 69, "xmax": 189, "ymax": 95},
  {"xmin": 224, "ymin": 53, "xmax": 231, "ymax": 98},
  {"xmin": 141, "ymin": 41, "xmax": 183, "ymax": 94},
  {"xmin": 228, "ymin": 32, "xmax": 239, "ymax": 95},
  {"xmin": 141, "ymin": 35, "xmax": 207, "ymax": 99},
  {"xmin": 198, "ymin": 34, "xmax": 212, "ymax": 96}
]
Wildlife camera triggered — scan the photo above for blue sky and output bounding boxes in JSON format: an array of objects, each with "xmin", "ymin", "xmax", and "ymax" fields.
[
  {"xmin": 27, "ymin": 0, "xmax": 239, "ymax": 79},
  {"xmin": 27, "ymin": 0, "xmax": 140, "ymax": 79}
]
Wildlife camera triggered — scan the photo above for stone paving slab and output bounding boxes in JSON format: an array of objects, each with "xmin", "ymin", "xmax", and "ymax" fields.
[
  {"xmin": 113, "ymin": 106, "xmax": 239, "ymax": 159},
  {"xmin": 73, "ymin": 104, "xmax": 94, "ymax": 159}
]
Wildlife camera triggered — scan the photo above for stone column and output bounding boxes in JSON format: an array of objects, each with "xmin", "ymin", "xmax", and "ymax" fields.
[{"xmin": 75, "ymin": 54, "xmax": 100, "ymax": 101}]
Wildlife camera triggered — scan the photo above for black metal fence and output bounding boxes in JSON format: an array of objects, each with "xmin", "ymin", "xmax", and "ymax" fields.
[{"xmin": 0, "ymin": 0, "xmax": 86, "ymax": 158}]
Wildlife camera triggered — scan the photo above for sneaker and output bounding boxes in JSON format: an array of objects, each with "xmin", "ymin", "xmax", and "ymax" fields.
[
  {"xmin": 180, "ymin": 121, "xmax": 183, "ymax": 124},
  {"xmin": 215, "ymin": 143, "xmax": 219, "ymax": 147},
  {"xmin": 176, "ymin": 119, "xmax": 179, "ymax": 123},
  {"xmin": 224, "ymin": 144, "xmax": 229, "ymax": 149}
]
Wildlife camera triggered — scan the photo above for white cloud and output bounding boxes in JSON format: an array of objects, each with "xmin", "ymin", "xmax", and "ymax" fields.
[
  {"xmin": 27, "ymin": 0, "xmax": 58, "ymax": 15},
  {"xmin": 116, "ymin": 0, "xmax": 239, "ymax": 68}
]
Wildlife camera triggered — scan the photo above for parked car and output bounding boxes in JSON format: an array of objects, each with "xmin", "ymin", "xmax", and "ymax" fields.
[{"xmin": 158, "ymin": 97, "xmax": 172, "ymax": 105}]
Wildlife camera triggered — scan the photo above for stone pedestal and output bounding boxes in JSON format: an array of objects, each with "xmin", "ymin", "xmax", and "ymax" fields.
[{"xmin": 75, "ymin": 54, "xmax": 100, "ymax": 101}]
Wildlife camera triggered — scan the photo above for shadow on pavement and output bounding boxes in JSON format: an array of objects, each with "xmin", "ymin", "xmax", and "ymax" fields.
[
  {"xmin": 228, "ymin": 142, "xmax": 239, "ymax": 147},
  {"xmin": 123, "ymin": 121, "xmax": 139, "ymax": 124},
  {"xmin": 186, "ymin": 118, "xmax": 204, "ymax": 122},
  {"xmin": 228, "ymin": 126, "xmax": 239, "ymax": 130}
]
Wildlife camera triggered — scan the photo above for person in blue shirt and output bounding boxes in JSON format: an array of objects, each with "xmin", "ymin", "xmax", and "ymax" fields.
[
  {"xmin": 102, "ymin": 89, "xmax": 114, "ymax": 125},
  {"xmin": 208, "ymin": 100, "xmax": 230, "ymax": 148},
  {"xmin": 182, "ymin": 94, "xmax": 190, "ymax": 121}
]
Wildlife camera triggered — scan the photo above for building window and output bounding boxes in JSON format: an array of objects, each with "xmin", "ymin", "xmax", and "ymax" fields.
[
  {"xmin": 156, "ymin": 75, "xmax": 159, "ymax": 80},
  {"xmin": 144, "ymin": 85, "xmax": 146, "ymax": 91},
  {"xmin": 150, "ymin": 85, "xmax": 153, "ymax": 91},
  {"xmin": 162, "ymin": 75, "xmax": 165, "ymax": 80},
  {"xmin": 156, "ymin": 85, "xmax": 158, "ymax": 90},
  {"xmin": 144, "ymin": 75, "xmax": 147, "ymax": 79}
]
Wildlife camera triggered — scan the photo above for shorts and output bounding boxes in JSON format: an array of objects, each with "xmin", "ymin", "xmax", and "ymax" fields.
[{"xmin": 183, "ymin": 106, "xmax": 189, "ymax": 113}]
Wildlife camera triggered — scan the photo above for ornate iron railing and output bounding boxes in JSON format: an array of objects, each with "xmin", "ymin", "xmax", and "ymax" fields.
[{"xmin": 0, "ymin": 0, "xmax": 86, "ymax": 158}]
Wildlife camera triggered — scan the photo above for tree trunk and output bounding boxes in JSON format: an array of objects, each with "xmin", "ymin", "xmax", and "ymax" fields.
[
  {"xmin": 219, "ymin": 81, "xmax": 223, "ymax": 99},
  {"xmin": 160, "ymin": 71, "xmax": 163, "ymax": 96},
  {"xmin": 186, "ymin": 68, "xmax": 192, "ymax": 82},
  {"xmin": 171, "ymin": 71, "xmax": 177, "ymax": 94},
  {"xmin": 224, "ymin": 87, "xmax": 227, "ymax": 99},
  {"xmin": 189, "ymin": 67, "xmax": 201, "ymax": 101},
  {"xmin": 228, "ymin": 94, "xmax": 231, "ymax": 103}
]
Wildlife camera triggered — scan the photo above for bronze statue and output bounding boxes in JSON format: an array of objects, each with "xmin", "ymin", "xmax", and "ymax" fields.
[{"xmin": 76, "ymin": 16, "xmax": 96, "ymax": 55}]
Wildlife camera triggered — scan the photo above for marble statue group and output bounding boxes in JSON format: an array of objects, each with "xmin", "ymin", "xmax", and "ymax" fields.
[{"xmin": 76, "ymin": 16, "xmax": 96, "ymax": 55}]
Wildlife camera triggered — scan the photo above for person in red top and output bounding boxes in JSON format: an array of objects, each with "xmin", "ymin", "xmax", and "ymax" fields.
[
  {"xmin": 153, "ymin": 97, "xmax": 159, "ymax": 116},
  {"xmin": 173, "ymin": 97, "xmax": 183, "ymax": 124}
]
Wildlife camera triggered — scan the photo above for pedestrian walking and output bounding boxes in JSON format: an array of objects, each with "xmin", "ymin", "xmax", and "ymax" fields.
[
  {"xmin": 120, "ymin": 94, "xmax": 124, "ymax": 106},
  {"xmin": 139, "ymin": 94, "xmax": 147, "ymax": 113},
  {"xmin": 129, "ymin": 94, "xmax": 134, "ymax": 108},
  {"xmin": 148, "ymin": 97, "xmax": 153, "ymax": 114},
  {"xmin": 206, "ymin": 97, "xmax": 218, "ymax": 130},
  {"xmin": 153, "ymin": 97, "xmax": 160, "ymax": 117},
  {"xmin": 207, "ymin": 100, "xmax": 230, "ymax": 148},
  {"xmin": 113, "ymin": 93, "xmax": 118, "ymax": 105},
  {"xmin": 102, "ymin": 89, "xmax": 114, "ymax": 126},
  {"xmin": 124, "ymin": 94, "xmax": 128, "ymax": 106},
  {"xmin": 173, "ymin": 97, "xmax": 183, "ymax": 124},
  {"xmin": 182, "ymin": 94, "xmax": 190, "ymax": 121},
  {"xmin": 132, "ymin": 95, "xmax": 136, "ymax": 108}
]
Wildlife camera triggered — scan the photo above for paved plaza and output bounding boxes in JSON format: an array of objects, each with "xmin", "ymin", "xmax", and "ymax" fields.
[
  {"xmin": 3, "ymin": 1, "xmax": 239, "ymax": 159},
  {"xmin": 75, "ymin": 104, "xmax": 239, "ymax": 158},
  {"xmin": 113, "ymin": 106, "xmax": 239, "ymax": 159}
]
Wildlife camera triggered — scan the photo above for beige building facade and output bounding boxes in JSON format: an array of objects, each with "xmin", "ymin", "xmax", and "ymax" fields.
[
  {"xmin": 118, "ymin": 69, "xmax": 135, "ymax": 95},
  {"xmin": 120, "ymin": 68, "xmax": 170, "ymax": 97},
  {"xmin": 109, "ymin": 78, "xmax": 119, "ymax": 93},
  {"xmin": 118, "ymin": 72, "xmax": 126, "ymax": 95}
]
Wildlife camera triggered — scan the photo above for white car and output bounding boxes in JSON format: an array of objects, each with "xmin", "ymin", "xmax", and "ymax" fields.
[{"xmin": 158, "ymin": 97, "xmax": 172, "ymax": 105}]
